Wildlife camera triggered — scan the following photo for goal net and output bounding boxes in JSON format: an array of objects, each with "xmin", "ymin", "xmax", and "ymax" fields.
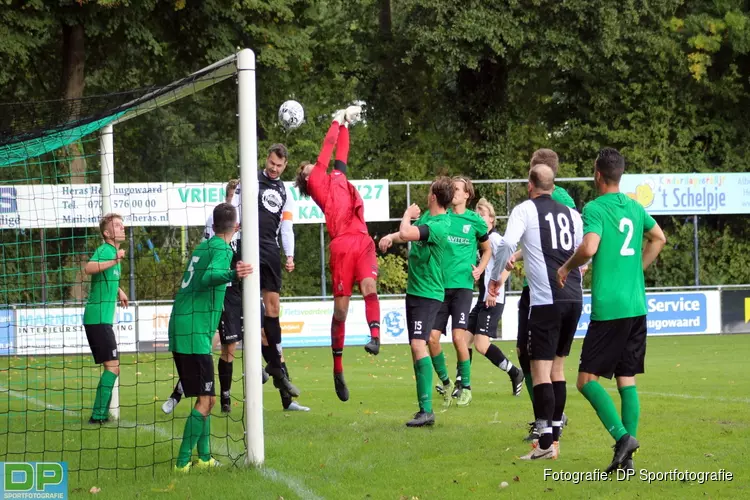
[{"xmin": 0, "ymin": 50, "xmax": 264, "ymax": 482}]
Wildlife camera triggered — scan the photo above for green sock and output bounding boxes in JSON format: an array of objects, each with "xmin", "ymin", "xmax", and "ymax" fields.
[
  {"xmin": 525, "ymin": 377, "xmax": 534, "ymax": 403},
  {"xmin": 197, "ymin": 414, "xmax": 211, "ymax": 461},
  {"xmin": 177, "ymin": 408, "xmax": 205, "ymax": 468},
  {"xmin": 619, "ymin": 385, "xmax": 640, "ymax": 438},
  {"xmin": 458, "ymin": 359, "xmax": 471, "ymax": 388},
  {"xmin": 430, "ymin": 353, "xmax": 450, "ymax": 385},
  {"xmin": 580, "ymin": 381, "xmax": 628, "ymax": 441},
  {"xmin": 92, "ymin": 370, "xmax": 117, "ymax": 420},
  {"xmin": 415, "ymin": 357, "xmax": 433, "ymax": 413}
]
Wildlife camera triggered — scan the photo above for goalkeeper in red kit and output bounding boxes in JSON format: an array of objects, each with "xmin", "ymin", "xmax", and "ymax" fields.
[{"xmin": 294, "ymin": 105, "xmax": 380, "ymax": 402}]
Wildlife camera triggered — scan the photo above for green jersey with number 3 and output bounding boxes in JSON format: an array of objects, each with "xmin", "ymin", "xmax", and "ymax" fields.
[
  {"xmin": 583, "ymin": 192, "xmax": 656, "ymax": 321},
  {"xmin": 442, "ymin": 209, "xmax": 488, "ymax": 290},
  {"xmin": 407, "ymin": 212, "xmax": 451, "ymax": 301},
  {"xmin": 168, "ymin": 236, "xmax": 236, "ymax": 354}
]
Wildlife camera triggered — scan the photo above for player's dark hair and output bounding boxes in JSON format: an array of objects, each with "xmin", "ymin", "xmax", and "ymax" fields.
[
  {"xmin": 294, "ymin": 161, "xmax": 312, "ymax": 198},
  {"xmin": 595, "ymin": 147, "xmax": 625, "ymax": 185},
  {"xmin": 530, "ymin": 148, "xmax": 559, "ymax": 175},
  {"xmin": 268, "ymin": 143, "xmax": 289, "ymax": 161},
  {"xmin": 213, "ymin": 203, "xmax": 237, "ymax": 234},
  {"xmin": 529, "ymin": 164, "xmax": 555, "ymax": 192},
  {"xmin": 452, "ymin": 176, "xmax": 475, "ymax": 203},
  {"xmin": 431, "ymin": 176, "xmax": 454, "ymax": 209}
]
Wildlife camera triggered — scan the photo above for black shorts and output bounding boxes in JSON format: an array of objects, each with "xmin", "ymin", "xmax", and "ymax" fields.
[
  {"xmin": 84, "ymin": 324, "xmax": 118, "ymax": 364},
  {"xmin": 579, "ymin": 315, "xmax": 647, "ymax": 379},
  {"xmin": 219, "ymin": 288, "xmax": 243, "ymax": 345},
  {"xmin": 517, "ymin": 286, "xmax": 530, "ymax": 353},
  {"xmin": 173, "ymin": 352, "xmax": 215, "ymax": 397},
  {"xmin": 527, "ymin": 302, "xmax": 583, "ymax": 361},
  {"xmin": 260, "ymin": 246, "xmax": 282, "ymax": 293},
  {"xmin": 433, "ymin": 288, "xmax": 474, "ymax": 333},
  {"xmin": 405, "ymin": 294, "xmax": 443, "ymax": 342},
  {"xmin": 467, "ymin": 300, "xmax": 505, "ymax": 338}
]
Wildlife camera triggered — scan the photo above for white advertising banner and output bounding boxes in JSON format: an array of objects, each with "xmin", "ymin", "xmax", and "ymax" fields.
[
  {"xmin": 14, "ymin": 307, "xmax": 137, "ymax": 355},
  {"xmin": 501, "ymin": 291, "xmax": 722, "ymax": 340},
  {"xmin": 0, "ymin": 179, "xmax": 390, "ymax": 229}
]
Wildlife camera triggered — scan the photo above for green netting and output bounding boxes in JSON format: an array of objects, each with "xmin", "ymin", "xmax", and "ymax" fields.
[{"xmin": 0, "ymin": 113, "xmax": 125, "ymax": 167}]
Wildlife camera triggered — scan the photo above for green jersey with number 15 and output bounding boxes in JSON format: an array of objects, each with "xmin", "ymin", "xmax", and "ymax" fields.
[
  {"xmin": 168, "ymin": 236, "xmax": 236, "ymax": 355},
  {"xmin": 582, "ymin": 192, "xmax": 656, "ymax": 321}
]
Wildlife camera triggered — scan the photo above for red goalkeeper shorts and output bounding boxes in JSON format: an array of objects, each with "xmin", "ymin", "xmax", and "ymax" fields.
[{"xmin": 329, "ymin": 232, "xmax": 378, "ymax": 297}]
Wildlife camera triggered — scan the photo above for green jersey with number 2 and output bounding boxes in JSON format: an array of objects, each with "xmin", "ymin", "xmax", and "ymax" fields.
[
  {"xmin": 168, "ymin": 236, "xmax": 236, "ymax": 355},
  {"xmin": 582, "ymin": 192, "xmax": 656, "ymax": 321}
]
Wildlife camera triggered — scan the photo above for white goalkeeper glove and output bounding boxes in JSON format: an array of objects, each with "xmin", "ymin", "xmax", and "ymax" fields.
[
  {"xmin": 332, "ymin": 109, "xmax": 346, "ymax": 125},
  {"xmin": 345, "ymin": 105, "xmax": 362, "ymax": 126}
]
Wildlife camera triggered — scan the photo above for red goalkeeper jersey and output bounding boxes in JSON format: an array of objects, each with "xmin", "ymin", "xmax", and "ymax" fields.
[
  {"xmin": 306, "ymin": 123, "xmax": 368, "ymax": 240},
  {"xmin": 308, "ymin": 168, "xmax": 368, "ymax": 240}
]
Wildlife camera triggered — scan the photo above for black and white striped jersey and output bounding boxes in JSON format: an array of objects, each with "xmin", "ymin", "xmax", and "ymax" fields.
[
  {"xmin": 490, "ymin": 194, "xmax": 583, "ymax": 306},
  {"xmin": 478, "ymin": 230, "xmax": 506, "ymax": 303}
]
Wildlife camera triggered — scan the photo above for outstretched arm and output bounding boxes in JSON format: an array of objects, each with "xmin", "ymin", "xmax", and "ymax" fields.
[
  {"xmin": 316, "ymin": 121, "xmax": 341, "ymax": 170},
  {"xmin": 334, "ymin": 124, "xmax": 349, "ymax": 174}
]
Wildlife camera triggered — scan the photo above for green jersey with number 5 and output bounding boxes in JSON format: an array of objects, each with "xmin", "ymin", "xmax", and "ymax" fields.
[
  {"xmin": 583, "ymin": 192, "xmax": 656, "ymax": 321},
  {"xmin": 168, "ymin": 236, "xmax": 236, "ymax": 354}
]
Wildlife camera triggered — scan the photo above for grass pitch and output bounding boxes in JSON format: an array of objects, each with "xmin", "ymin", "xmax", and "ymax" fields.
[{"xmin": 1, "ymin": 334, "xmax": 748, "ymax": 499}]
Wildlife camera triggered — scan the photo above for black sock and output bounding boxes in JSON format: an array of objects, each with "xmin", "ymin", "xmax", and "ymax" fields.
[
  {"xmin": 532, "ymin": 383, "xmax": 554, "ymax": 449},
  {"xmin": 552, "ymin": 381, "xmax": 567, "ymax": 441},
  {"xmin": 469, "ymin": 348, "xmax": 473, "ymax": 363},
  {"xmin": 261, "ymin": 344, "xmax": 283, "ymax": 377},
  {"xmin": 484, "ymin": 344, "xmax": 507, "ymax": 368},
  {"xmin": 170, "ymin": 381, "xmax": 183, "ymax": 402},
  {"xmin": 218, "ymin": 358, "xmax": 232, "ymax": 396},
  {"xmin": 280, "ymin": 362, "xmax": 293, "ymax": 409},
  {"xmin": 519, "ymin": 353, "xmax": 531, "ymax": 379}
]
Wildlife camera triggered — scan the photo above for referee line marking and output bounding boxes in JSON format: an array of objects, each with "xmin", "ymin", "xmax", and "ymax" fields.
[
  {"xmin": 0, "ymin": 385, "xmax": 247, "ymax": 457},
  {"xmin": 261, "ymin": 468, "xmax": 325, "ymax": 500}
]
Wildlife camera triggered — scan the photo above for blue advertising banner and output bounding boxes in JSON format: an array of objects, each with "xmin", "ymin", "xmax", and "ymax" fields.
[
  {"xmin": 575, "ymin": 292, "xmax": 719, "ymax": 337},
  {"xmin": 0, "ymin": 309, "xmax": 14, "ymax": 355},
  {"xmin": 618, "ymin": 173, "xmax": 750, "ymax": 215}
]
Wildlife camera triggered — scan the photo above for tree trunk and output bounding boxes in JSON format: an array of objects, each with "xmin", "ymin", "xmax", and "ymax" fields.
[
  {"xmin": 379, "ymin": 0, "xmax": 392, "ymax": 40},
  {"xmin": 60, "ymin": 22, "xmax": 87, "ymax": 301},
  {"xmin": 61, "ymin": 22, "xmax": 86, "ymax": 184}
]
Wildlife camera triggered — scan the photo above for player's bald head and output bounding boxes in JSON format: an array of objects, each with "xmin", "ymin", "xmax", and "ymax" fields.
[{"xmin": 529, "ymin": 164, "xmax": 555, "ymax": 193}]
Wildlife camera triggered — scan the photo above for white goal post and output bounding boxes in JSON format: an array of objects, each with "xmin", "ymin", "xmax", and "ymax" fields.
[{"xmin": 96, "ymin": 48, "xmax": 264, "ymax": 465}]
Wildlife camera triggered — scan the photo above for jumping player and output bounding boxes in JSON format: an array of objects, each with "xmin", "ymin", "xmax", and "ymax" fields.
[
  {"xmin": 465, "ymin": 198, "xmax": 524, "ymax": 395},
  {"xmin": 83, "ymin": 213, "xmax": 129, "ymax": 424},
  {"xmin": 169, "ymin": 203, "xmax": 253, "ymax": 472},
  {"xmin": 378, "ymin": 177, "xmax": 454, "ymax": 427},
  {"xmin": 294, "ymin": 105, "xmax": 381, "ymax": 402},
  {"xmin": 232, "ymin": 145, "xmax": 301, "ymax": 402},
  {"xmin": 558, "ymin": 148, "xmax": 666, "ymax": 472}
]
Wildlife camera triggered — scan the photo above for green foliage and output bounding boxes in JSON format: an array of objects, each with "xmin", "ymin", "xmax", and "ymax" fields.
[
  {"xmin": 2, "ymin": 0, "xmax": 750, "ymax": 302},
  {"xmin": 376, "ymin": 253, "xmax": 407, "ymax": 294}
]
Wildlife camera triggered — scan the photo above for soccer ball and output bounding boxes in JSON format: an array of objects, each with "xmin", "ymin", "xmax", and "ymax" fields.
[{"xmin": 278, "ymin": 100, "xmax": 304, "ymax": 130}]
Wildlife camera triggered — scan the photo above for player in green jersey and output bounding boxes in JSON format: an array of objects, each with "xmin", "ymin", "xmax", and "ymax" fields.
[
  {"xmin": 83, "ymin": 213, "xmax": 129, "ymax": 425},
  {"xmin": 558, "ymin": 148, "xmax": 666, "ymax": 473},
  {"xmin": 428, "ymin": 176, "xmax": 491, "ymax": 408},
  {"xmin": 169, "ymin": 203, "xmax": 254, "ymax": 472},
  {"xmin": 505, "ymin": 148, "xmax": 577, "ymax": 441},
  {"xmin": 378, "ymin": 176, "xmax": 454, "ymax": 427}
]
